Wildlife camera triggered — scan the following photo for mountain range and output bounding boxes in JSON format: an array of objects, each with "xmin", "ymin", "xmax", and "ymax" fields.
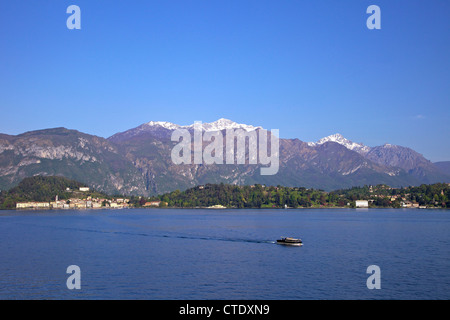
[{"xmin": 0, "ymin": 119, "xmax": 449, "ymax": 195}]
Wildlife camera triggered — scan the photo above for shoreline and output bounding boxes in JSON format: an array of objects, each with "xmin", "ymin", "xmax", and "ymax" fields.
[{"xmin": 2, "ymin": 206, "xmax": 448, "ymax": 212}]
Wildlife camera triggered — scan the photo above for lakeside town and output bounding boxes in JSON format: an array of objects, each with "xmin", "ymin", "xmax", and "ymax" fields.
[{"xmin": 14, "ymin": 186, "xmax": 166, "ymax": 210}]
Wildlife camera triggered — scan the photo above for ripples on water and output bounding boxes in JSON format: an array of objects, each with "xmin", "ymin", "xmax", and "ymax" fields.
[{"xmin": 0, "ymin": 208, "xmax": 449, "ymax": 299}]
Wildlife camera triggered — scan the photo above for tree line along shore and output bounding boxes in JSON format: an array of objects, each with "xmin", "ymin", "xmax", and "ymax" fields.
[{"xmin": 1, "ymin": 176, "xmax": 449, "ymax": 210}]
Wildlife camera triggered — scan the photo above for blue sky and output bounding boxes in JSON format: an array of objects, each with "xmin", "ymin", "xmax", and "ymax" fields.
[{"xmin": 0, "ymin": 1, "xmax": 449, "ymax": 161}]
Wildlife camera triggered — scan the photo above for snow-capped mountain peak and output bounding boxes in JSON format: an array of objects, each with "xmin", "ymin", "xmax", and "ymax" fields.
[
  {"xmin": 147, "ymin": 118, "xmax": 262, "ymax": 132},
  {"xmin": 308, "ymin": 133, "xmax": 371, "ymax": 154},
  {"xmin": 196, "ymin": 118, "xmax": 262, "ymax": 132},
  {"xmin": 146, "ymin": 121, "xmax": 181, "ymax": 130},
  {"xmin": 110, "ymin": 118, "xmax": 264, "ymax": 142}
]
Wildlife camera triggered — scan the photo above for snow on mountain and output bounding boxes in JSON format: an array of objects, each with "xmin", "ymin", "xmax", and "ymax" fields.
[
  {"xmin": 148, "ymin": 118, "xmax": 262, "ymax": 132},
  {"xmin": 109, "ymin": 118, "xmax": 263, "ymax": 142},
  {"xmin": 308, "ymin": 133, "xmax": 371, "ymax": 154},
  {"xmin": 146, "ymin": 121, "xmax": 181, "ymax": 130},
  {"xmin": 193, "ymin": 118, "xmax": 262, "ymax": 132}
]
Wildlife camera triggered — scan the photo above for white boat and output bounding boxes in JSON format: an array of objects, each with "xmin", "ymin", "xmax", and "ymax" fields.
[{"xmin": 276, "ymin": 237, "xmax": 303, "ymax": 246}]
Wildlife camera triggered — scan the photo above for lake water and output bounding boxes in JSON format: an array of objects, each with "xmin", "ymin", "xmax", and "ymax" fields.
[{"xmin": 0, "ymin": 208, "xmax": 449, "ymax": 300}]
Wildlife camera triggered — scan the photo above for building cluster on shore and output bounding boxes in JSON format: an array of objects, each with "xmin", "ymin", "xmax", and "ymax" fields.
[
  {"xmin": 15, "ymin": 187, "xmax": 132, "ymax": 210},
  {"xmin": 16, "ymin": 196, "xmax": 131, "ymax": 210},
  {"xmin": 143, "ymin": 201, "xmax": 162, "ymax": 207},
  {"xmin": 368, "ymin": 188, "xmax": 427, "ymax": 208}
]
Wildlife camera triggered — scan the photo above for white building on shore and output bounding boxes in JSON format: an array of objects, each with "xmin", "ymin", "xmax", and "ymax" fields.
[
  {"xmin": 355, "ymin": 200, "xmax": 369, "ymax": 208},
  {"xmin": 16, "ymin": 202, "xmax": 50, "ymax": 209}
]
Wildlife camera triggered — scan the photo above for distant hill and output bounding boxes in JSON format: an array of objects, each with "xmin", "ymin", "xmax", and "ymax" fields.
[
  {"xmin": 0, "ymin": 128, "xmax": 147, "ymax": 195},
  {"xmin": 365, "ymin": 144, "xmax": 445, "ymax": 184}
]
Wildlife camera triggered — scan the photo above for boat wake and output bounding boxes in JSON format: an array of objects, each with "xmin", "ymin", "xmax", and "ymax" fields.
[
  {"xmin": 12, "ymin": 221, "xmax": 276, "ymax": 245},
  {"xmin": 158, "ymin": 234, "xmax": 276, "ymax": 245}
]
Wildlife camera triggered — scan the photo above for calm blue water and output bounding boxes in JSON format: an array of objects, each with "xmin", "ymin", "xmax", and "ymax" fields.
[{"xmin": 0, "ymin": 208, "xmax": 449, "ymax": 300}]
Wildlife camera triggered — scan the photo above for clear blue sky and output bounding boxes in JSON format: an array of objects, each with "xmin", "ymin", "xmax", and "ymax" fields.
[{"xmin": 0, "ymin": 1, "xmax": 449, "ymax": 161}]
